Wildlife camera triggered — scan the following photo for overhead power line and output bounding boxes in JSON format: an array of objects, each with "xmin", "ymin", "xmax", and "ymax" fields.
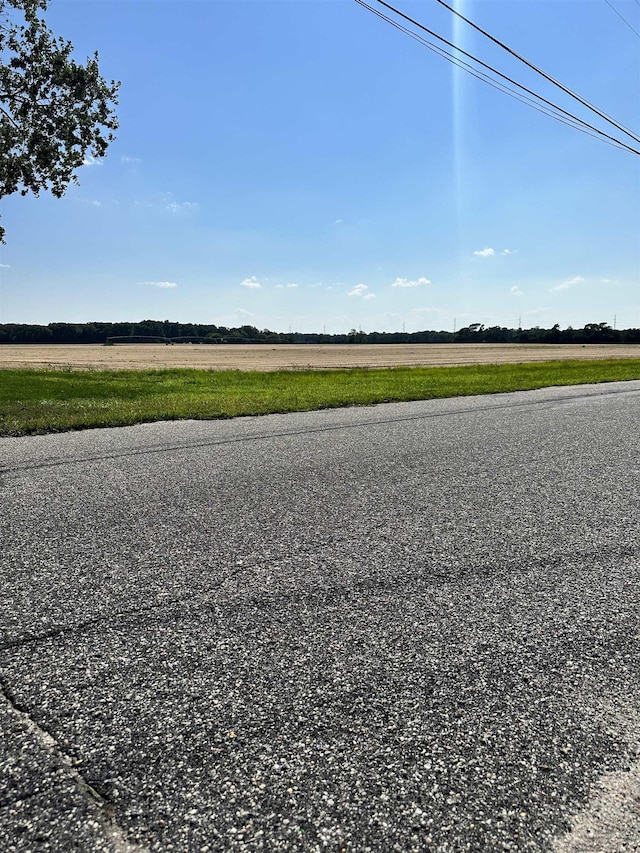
[
  {"xmin": 603, "ymin": 0, "xmax": 640, "ymax": 39},
  {"xmin": 431, "ymin": 0, "xmax": 640, "ymax": 138},
  {"xmin": 354, "ymin": 0, "xmax": 640, "ymax": 155},
  {"xmin": 356, "ymin": 0, "xmax": 636, "ymax": 154}
]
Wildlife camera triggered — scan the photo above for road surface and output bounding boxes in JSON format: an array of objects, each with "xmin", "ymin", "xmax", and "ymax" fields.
[{"xmin": 1, "ymin": 382, "xmax": 639, "ymax": 851}]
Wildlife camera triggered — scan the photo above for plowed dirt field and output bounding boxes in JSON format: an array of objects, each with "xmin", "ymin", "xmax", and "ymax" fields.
[{"xmin": 1, "ymin": 343, "xmax": 639, "ymax": 371}]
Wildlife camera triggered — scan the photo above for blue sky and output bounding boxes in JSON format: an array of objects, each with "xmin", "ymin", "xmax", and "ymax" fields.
[{"xmin": 1, "ymin": 0, "xmax": 639, "ymax": 333}]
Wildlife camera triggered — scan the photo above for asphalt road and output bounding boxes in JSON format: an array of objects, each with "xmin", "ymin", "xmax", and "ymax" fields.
[{"xmin": 1, "ymin": 382, "xmax": 639, "ymax": 852}]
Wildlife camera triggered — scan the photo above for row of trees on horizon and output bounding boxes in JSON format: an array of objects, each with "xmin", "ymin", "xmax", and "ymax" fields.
[{"xmin": 0, "ymin": 320, "xmax": 638, "ymax": 346}]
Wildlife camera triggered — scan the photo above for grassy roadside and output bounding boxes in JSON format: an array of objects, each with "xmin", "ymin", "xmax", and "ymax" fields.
[{"xmin": 1, "ymin": 359, "xmax": 639, "ymax": 437}]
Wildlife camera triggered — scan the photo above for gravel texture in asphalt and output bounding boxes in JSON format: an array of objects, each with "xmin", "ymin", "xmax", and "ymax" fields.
[{"xmin": 1, "ymin": 382, "xmax": 639, "ymax": 851}]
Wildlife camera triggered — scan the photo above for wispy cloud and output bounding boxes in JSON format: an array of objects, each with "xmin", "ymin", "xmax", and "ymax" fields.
[
  {"xmin": 164, "ymin": 197, "xmax": 198, "ymax": 214},
  {"xmin": 348, "ymin": 283, "xmax": 368, "ymax": 297},
  {"xmin": 510, "ymin": 285, "xmax": 523, "ymax": 296},
  {"xmin": 0, "ymin": 263, "xmax": 10, "ymax": 268},
  {"xmin": 138, "ymin": 281, "xmax": 177, "ymax": 289},
  {"xmin": 502, "ymin": 249, "xmax": 517, "ymax": 255},
  {"xmin": 67, "ymin": 196, "xmax": 105, "ymax": 208},
  {"xmin": 391, "ymin": 276, "xmax": 431, "ymax": 288},
  {"xmin": 286, "ymin": 282, "xmax": 299, "ymax": 288},
  {"xmin": 348, "ymin": 283, "xmax": 371, "ymax": 297},
  {"xmin": 473, "ymin": 247, "xmax": 495, "ymax": 257},
  {"xmin": 240, "ymin": 276, "xmax": 262, "ymax": 289},
  {"xmin": 215, "ymin": 308, "xmax": 256, "ymax": 326},
  {"xmin": 133, "ymin": 193, "xmax": 198, "ymax": 214},
  {"xmin": 549, "ymin": 275, "xmax": 585, "ymax": 292},
  {"xmin": 121, "ymin": 155, "xmax": 141, "ymax": 164},
  {"xmin": 82, "ymin": 155, "xmax": 103, "ymax": 167}
]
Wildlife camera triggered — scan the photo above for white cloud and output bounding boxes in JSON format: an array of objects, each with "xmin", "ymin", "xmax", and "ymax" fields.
[
  {"xmin": 348, "ymin": 283, "xmax": 370, "ymax": 297},
  {"xmin": 121, "ymin": 155, "xmax": 141, "ymax": 164},
  {"xmin": 0, "ymin": 263, "xmax": 10, "ymax": 268},
  {"xmin": 549, "ymin": 275, "xmax": 585, "ymax": 292},
  {"xmin": 472, "ymin": 246, "xmax": 516, "ymax": 258},
  {"xmin": 240, "ymin": 276, "xmax": 262, "ymax": 289},
  {"xmin": 286, "ymin": 283, "xmax": 299, "ymax": 288},
  {"xmin": 214, "ymin": 308, "xmax": 257, "ymax": 327},
  {"xmin": 165, "ymin": 200, "xmax": 198, "ymax": 214},
  {"xmin": 364, "ymin": 293, "xmax": 376, "ymax": 300},
  {"xmin": 334, "ymin": 219, "xmax": 343, "ymax": 224},
  {"xmin": 67, "ymin": 196, "xmax": 106, "ymax": 208},
  {"xmin": 391, "ymin": 276, "xmax": 431, "ymax": 288},
  {"xmin": 135, "ymin": 193, "xmax": 198, "ymax": 214},
  {"xmin": 82, "ymin": 155, "xmax": 102, "ymax": 167},
  {"xmin": 138, "ymin": 281, "xmax": 177, "ymax": 288},
  {"xmin": 510, "ymin": 285, "xmax": 523, "ymax": 296}
]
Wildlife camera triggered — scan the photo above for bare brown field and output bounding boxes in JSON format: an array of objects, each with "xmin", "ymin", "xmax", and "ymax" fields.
[{"xmin": 1, "ymin": 343, "xmax": 640, "ymax": 371}]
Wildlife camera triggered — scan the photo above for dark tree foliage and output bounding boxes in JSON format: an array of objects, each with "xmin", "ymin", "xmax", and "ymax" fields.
[
  {"xmin": 0, "ymin": 321, "xmax": 639, "ymax": 346},
  {"xmin": 0, "ymin": 0, "xmax": 119, "ymax": 241}
]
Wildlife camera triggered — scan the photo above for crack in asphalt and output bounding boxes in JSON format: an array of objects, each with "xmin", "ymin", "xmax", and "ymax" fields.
[
  {"xmin": 0, "ymin": 564, "xmax": 244, "ymax": 654},
  {"xmin": 0, "ymin": 517, "xmax": 395, "ymax": 652},
  {"xmin": 0, "ymin": 679, "xmax": 150, "ymax": 853},
  {"xmin": 2, "ymin": 539, "xmax": 635, "ymax": 656},
  {"xmin": 2, "ymin": 385, "xmax": 639, "ymax": 851},
  {"xmin": 1, "ymin": 384, "xmax": 638, "ymax": 476}
]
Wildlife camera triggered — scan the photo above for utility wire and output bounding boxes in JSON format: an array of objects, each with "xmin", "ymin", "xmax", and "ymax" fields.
[
  {"xmin": 603, "ymin": 0, "xmax": 640, "ymax": 39},
  {"xmin": 384, "ymin": 0, "xmax": 640, "ymax": 142},
  {"xmin": 359, "ymin": 3, "xmax": 618, "ymax": 144},
  {"xmin": 431, "ymin": 0, "xmax": 640, "ymax": 140},
  {"xmin": 357, "ymin": 1, "xmax": 636, "ymax": 153},
  {"xmin": 355, "ymin": 0, "xmax": 640, "ymax": 154}
]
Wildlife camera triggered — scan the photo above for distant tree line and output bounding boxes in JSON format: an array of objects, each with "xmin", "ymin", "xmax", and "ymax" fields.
[{"xmin": 0, "ymin": 320, "xmax": 638, "ymax": 346}]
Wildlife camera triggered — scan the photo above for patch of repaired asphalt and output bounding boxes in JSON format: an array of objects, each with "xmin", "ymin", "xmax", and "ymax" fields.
[{"xmin": 552, "ymin": 706, "xmax": 640, "ymax": 853}]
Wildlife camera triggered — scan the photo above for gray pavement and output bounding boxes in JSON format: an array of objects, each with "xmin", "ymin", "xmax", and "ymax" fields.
[{"xmin": 1, "ymin": 382, "xmax": 639, "ymax": 852}]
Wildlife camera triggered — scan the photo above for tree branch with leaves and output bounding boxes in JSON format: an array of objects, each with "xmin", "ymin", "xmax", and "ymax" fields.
[{"xmin": 0, "ymin": 0, "xmax": 119, "ymax": 242}]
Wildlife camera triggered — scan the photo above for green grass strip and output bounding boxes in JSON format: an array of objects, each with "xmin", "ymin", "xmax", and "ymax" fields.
[{"xmin": 1, "ymin": 359, "xmax": 639, "ymax": 437}]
